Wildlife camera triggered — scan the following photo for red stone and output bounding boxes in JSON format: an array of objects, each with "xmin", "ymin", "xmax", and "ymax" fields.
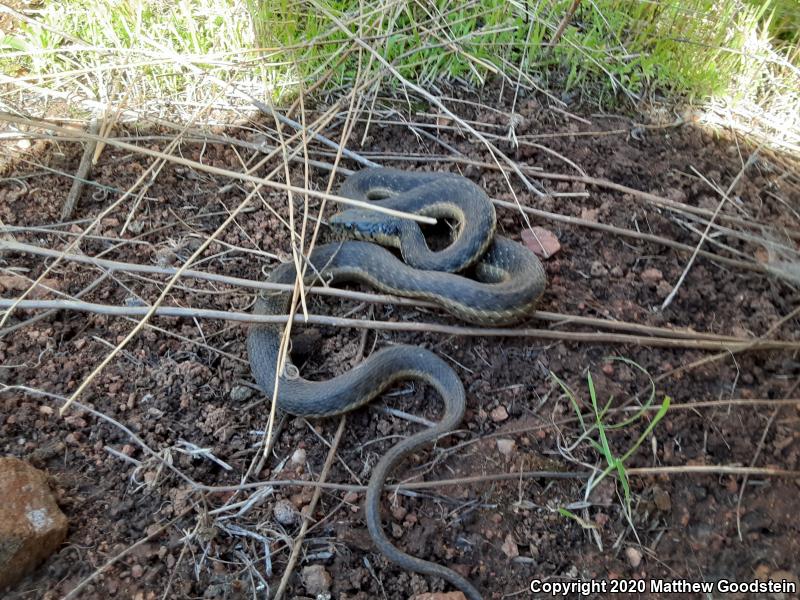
[{"xmin": 0, "ymin": 457, "xmax": 68, "ymax": 590}]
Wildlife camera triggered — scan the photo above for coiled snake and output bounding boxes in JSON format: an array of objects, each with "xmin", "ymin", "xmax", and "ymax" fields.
[{"xmin": 247, "ymin": 168, "xmax": 546, "ymax": 600}]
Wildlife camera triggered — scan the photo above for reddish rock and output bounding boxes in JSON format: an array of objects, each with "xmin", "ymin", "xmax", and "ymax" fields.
[
  {"xmin": 640, "ymin": 268, "xmax": 663, "ymax": 284},
  {"xmin": 521, "ymin": 227, "xmax": 561, "ymax": 258},
  {"xmin": 0, "ymin": 457, "xmax": 68, "ymax": 590},
  {"xmin": 490, "ymin": 405, "xmax": 509, "ymax": 422}
]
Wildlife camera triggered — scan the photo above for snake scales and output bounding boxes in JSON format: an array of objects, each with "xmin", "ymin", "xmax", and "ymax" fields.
[{"xmin": 247, "ymin": 168, "xmax": 546, "ymax": 600}]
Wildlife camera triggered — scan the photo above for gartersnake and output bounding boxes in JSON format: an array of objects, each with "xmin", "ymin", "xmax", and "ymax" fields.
[{"xmin": 247, "ymin": 168, "xmax": 546, "ymax": 600}]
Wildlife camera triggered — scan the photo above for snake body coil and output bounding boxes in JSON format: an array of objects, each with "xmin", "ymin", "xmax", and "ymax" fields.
[{"xmin": 247, "ymin": 169, "xmax": 546, "ymax": 600}]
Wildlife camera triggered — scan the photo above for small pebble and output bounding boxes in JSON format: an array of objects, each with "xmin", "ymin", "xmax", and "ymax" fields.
[
  {"xmin": 496, "ymin": 439, "xmax": 516, "ymax": 458},
  {"xmin": 641, "ymin": 268, "xmax": 663, "ymax": 284},
  {"xmin": 131, "ymin": 564, "xmax": 144, "ymax": 578},
  {"xmin": 229, "ymin": 385, "xmax": 254, "ymax": 402},
  {"xmin": 501, "ymin": 533, "xmax": 519, "ymax": 558},
  {"xmin": 490, "ymin": 406, "xmax": 509, "ymax": 422},
  {"xmin": 301, "ymin": 565, "xmax": 332, "ymax": 595},
  {"xmin": 653, "ymin": 487, "xmax": 671, "ymax": 512},
  {"xmin": 273, "ymin": 499, "xmax": 299, "ymax": 526},
  {"xmin": 625, "ymin": 546, "xmax": 642, "ymax": 568},
  {"xmin": 590, "ymin": 261, "xmax": 608, "ymax": 277},
  {"xmin": 290, "ymin": 448, "xmax": 306, "ymax": 467}
]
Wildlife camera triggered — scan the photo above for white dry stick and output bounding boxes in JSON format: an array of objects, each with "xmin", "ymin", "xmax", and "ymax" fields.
[
  {"xmin": 0, "ymin": 114, "xmax": 200, "ymax": 330},
  {"xmin": 660, "ymin": 150, "xmax": 760, "ymax": 310},
  {"xmin": 5, "ymin": 298, "xmax": 800, "ymax": 352}
]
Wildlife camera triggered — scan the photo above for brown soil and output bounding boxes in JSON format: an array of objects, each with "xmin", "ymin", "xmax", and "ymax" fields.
[{"xmin": 1, "ymin": 87, "xmax": 800, "ymax": 600}]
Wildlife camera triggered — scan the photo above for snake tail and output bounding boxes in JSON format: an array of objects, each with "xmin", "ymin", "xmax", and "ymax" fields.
[{"xmin": 246, "ymin": 247, "xmax": 481, "ymax": 598}]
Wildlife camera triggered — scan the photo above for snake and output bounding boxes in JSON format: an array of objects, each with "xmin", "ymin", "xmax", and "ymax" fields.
[{"xmin": 246, "ymin": 168, "xmax": 546, "ymax": 600}]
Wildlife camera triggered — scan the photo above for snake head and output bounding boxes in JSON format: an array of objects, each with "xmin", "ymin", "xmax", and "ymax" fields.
[{"xmin": 329, "ymin": 208, "xmax": 404, "ymax": 246}]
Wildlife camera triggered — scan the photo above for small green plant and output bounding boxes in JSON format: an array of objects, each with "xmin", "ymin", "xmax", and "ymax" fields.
[{"xmin": 552, "ymin": 358, "xmax": 670, "ymax": 531}]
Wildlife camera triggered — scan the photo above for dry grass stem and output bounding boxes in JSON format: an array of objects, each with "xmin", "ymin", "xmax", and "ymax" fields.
[{"xmin": 3, "ymin": 298, "xmax": 799, "ymax": 352}]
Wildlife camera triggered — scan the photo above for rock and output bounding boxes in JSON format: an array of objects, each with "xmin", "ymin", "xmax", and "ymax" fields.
[
  {"xmin": 641, "ymin": 268, "xmax": 663, "ymax": 284},
  {"xmin": 301, "ymin": 565, "xmax": 332, "ymax": 595},
  {"xmin": 501, "ymin": 533, "xmax": 519, "ymax": 558},
  {"xmin": 521, "ymin": 227, "xmax": 561, "ymax": 258},
  {"xmin": 610, "ymin": 266, "xmax": 624, "ymax": 278},
  {"xmin": 496, "ymin": 439, "xmax": 516, "ymax": 458},
  {"xmin": 625, "ymin": 546, "xmax": 642, "ymax": 568},
  {"xmin": 412, "ymin": 594, "xmax": 467, "ymax": 600},
  {"xmin": 0, "ymin": 457, "xmax": 68, "ymax": 589},
  {"xmin": 490, "ymin": 406, "xmax": 509, "ymax": 422},
  {"xmin": 229, "ymin": 385, "xmax": 254, "ymax": 402},
  {"xmin": 590, "ymin": 261, "xmax": 608, "ymax": 277},
  {"xmin": 653, "ymin": 487, "xmax": 671, "ymax": 512},
  {"xmin": 273, "ymin": 499, "xmax": 299, "ymax": 526},
  {"xmin": 290, "ymin": 448, "xmax": 307, "ymax": 467}
]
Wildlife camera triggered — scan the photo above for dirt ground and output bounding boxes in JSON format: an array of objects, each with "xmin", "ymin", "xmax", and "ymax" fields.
[{"xmin": 1, "ymin": 85, "xmax": 800, "ymax": 600}]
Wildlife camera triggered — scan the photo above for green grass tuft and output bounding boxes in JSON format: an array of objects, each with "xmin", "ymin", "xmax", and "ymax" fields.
[
  {"xmin": 552, "ymin": 358, "xmax": 670, "ymax": 526},
  {"xmin": 245, "ymin": 0, "xmax": 800, "ymax": 104},
  {"xmin": 2, "ymin": 1, "xmax": 798, "ymax": 148}
]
